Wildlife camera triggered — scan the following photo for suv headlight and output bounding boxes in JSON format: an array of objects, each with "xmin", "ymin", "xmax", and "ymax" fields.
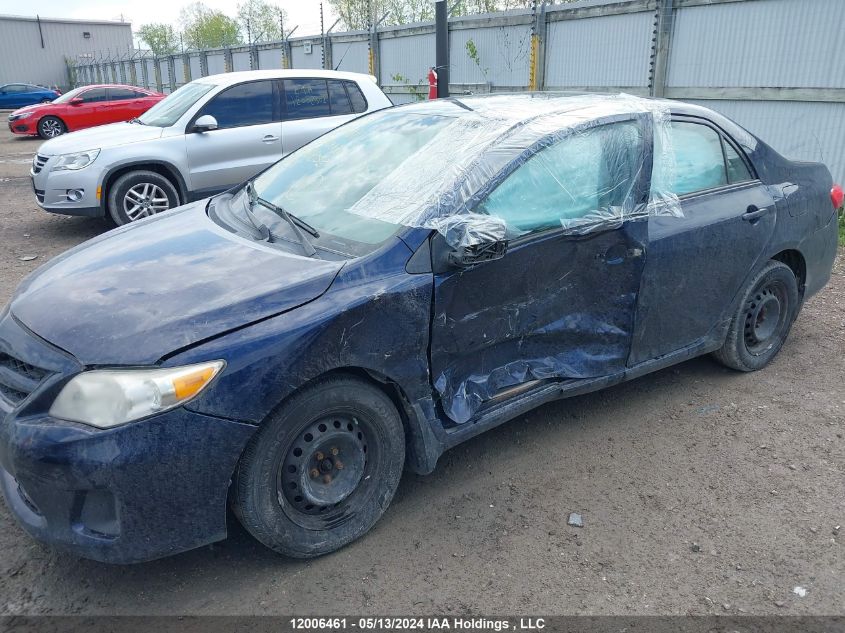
[
  {"xmin": 52, "ymin": 149, "xmax": 100, "ymax": 171},
  {"xmin": 49, "ymin": 361, "xmax": 225, "ymax": 428}
]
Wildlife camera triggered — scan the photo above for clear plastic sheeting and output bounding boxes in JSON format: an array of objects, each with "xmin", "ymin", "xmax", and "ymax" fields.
[{"xmin": 348, "ymin": 93, "xmax": 682, "ymax": 246}]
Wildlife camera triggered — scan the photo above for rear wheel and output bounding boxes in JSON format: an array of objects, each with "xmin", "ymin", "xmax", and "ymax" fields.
[
  {"xmin": 107, "ymin": 170, "xmax": 180, "ymax": 225},
  {"xmin": 233, "ymin": 376, "xmax": 405, "ymax": 558},
  {"xmin": 37, "ymin": 116, "xmax": 65, "ymax": 139},
  {"xmin": 712, "ymin": 260, "xmax": 799, "ymax": 371}
]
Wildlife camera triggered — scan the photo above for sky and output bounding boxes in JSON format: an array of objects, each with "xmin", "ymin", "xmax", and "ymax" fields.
[{"xmin": 0, "ymin": 0, "xmax": 339, "ymax": 40}]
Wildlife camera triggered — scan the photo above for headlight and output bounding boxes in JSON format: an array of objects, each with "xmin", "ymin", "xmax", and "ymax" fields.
[
  {"xmin": 49, "ymin": 361, "xmax": 224, "ymax": 428},
  {"xmin": 52, "ymin": 149, "xmax": 100, "ymax": 171},
  {"xmin": 9, "ymin": 112, "xmax": 32, "ymax": 121}
]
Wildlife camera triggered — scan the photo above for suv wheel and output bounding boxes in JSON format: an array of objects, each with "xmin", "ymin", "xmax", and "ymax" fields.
[
  {"xmin": 38, "ymin": 116, "xmax": 65, "ymax": 139},
  {"xmin": 107, "ymin": 170, "xmax": 180, "ymax": 225},
  {"xmin": 712, "ymin": 260, "xmax": 799, "ymax": 372},
  {"xmin": 233, "ymin": 375, "xmax": 405, "ymax": 558}
]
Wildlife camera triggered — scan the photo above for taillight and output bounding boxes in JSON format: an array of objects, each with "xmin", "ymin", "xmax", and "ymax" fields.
[{"xmin": 832, "ymin": 184, "xmax": 844, "ymax": 210}]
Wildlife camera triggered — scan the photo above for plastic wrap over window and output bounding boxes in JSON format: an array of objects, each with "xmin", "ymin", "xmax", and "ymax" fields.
[{"xmin": 348, "ymin": 93, "xmax": 681, "ymax": 246}]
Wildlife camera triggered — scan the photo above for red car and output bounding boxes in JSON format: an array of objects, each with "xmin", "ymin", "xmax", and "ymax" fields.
[{"xmin": 7, "ymin": 84, "xmax": 164, "ymax": 139}]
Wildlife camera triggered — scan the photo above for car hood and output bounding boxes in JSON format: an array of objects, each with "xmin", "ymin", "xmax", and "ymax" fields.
[
  {"xmin": 10, "ymin": 203, "xmax": 343, "ymax": 365},
  {"xmin": 37, "ymin": 121, "xmax": 165, "ymax": 155},
  {"xmin": 11, "ymin": 103, "xmax": 51, "ymax": 116}
]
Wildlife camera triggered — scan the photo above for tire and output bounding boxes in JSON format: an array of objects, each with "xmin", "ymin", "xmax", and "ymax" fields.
[
  {"xmin": 712, "ymin": 260, "xmax": 799, "ymax": 372},
  {"xmin": 37, "ymin": 116, "xmax": 65, "ymax": 139},
  {"xmin": 233, "ymin": 375, "xmax": 405, "ymax": 558},
  {"xmin": 107, "ymin": 170, "xmax": 180, "ymax": 226}
]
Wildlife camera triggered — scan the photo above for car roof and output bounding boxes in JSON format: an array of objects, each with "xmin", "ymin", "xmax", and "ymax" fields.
[
  {"xmin": 193, "ymin": 69, "xmax": 377, "ymax": 87},
  {"xmin": 397, "ymin": 92, "xmax": 758, "ymax": 151},
  {"xmin": 75, "ymin": 84, "xmax": 155, "ymax": 90}
]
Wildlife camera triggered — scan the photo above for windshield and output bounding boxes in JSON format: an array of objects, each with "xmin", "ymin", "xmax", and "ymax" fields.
[
  {"xmin": 251, "ymin": 110, "xmax": 459, "ymax": 249},
  {"xmin": 52, "ymin": 87, "xmax": 86, "ymax": 104},
  {"xmin": 139, "ymin": 81, "xmax": 216, "ymax": 127}
]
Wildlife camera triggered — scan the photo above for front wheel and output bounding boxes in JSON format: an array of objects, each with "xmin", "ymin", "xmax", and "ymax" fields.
[
  {"xmin": 712, "ymin": 260, "xmax": 799, "ymax": 371},
  {"xmin": 233, "ymin": 376, "xmax": 405, "ymax": 558},
  {"xmin": 38, "ymin": 116, "xmax": 65, "ymax": 139},
  {"xmin": 107, "ymin": 170, "xmax": 180, "ymax": 225}
]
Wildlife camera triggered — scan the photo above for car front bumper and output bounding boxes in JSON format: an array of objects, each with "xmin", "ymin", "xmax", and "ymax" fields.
[
  {"xmin": 0, "ymin": 310, "xmax": 257, "ymax": 564},
  {"xmin": 0, "ymin": 402, "xmax": 255, "ymax": 563},
  {"xmin": 0, "ymin": 407, "xmax": 257, "ymax": 563},
  {"xmin": 8, "ymin": 119, "xmax": 36, "ymax": 135},
  {"xmin": 30, "ymin": 154, "xmax": 106, "ymax": 217}
]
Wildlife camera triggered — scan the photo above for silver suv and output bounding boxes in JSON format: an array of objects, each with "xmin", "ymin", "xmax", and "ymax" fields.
[{"xmin": 30, "ymin": 69, "xmax": 392, "ymax": 224}]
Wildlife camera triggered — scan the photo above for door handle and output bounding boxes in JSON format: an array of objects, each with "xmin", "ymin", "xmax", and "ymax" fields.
[
  {"xmin": 262, "ymin": 135, "xmax": 280, "ymax": 143},
  {"xmin": 743, "ymin": 206, "xmax": 769, "ymax": 222}
]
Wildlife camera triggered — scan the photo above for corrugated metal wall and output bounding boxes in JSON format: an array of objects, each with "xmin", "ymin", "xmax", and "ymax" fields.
[
  {"xmin": 450, "ymin": 23, "xmax": 532, "ymax": 87},
  {"xmin": 0, "ymin": 16, "xmax": 132, "ymax": 88},
  {"xmin": 668, "ymin": 0, "xmax": 845, "ymax": 88},
  {"xmin": 332, "ymin": 40, "xmax": 370, "ymax": 74},
  {"xmin": 291, "ymin": 41, "xmax": 324, "ymax": 70},
  {"xmin": 545, "ymin": 10, "xmax": 654, "ymax": 89}
]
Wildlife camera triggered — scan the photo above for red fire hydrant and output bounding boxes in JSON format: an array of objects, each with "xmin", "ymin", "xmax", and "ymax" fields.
[{"xmin": 428, "ymin": 67, "xmax": 438, "ymax": 100}]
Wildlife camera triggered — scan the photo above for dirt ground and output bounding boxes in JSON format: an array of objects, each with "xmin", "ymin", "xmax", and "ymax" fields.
[{"xmin": 0, "ymin": 122, "xmax": 843, "ymax": 617}]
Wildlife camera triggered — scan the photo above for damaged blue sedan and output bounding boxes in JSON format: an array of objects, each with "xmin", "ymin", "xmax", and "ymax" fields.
[{"xmin": 0, "ymin": 94, "xmax": 841, "ymax": 563}]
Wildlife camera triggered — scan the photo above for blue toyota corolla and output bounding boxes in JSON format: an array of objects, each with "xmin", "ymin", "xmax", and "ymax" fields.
[{"xmin": 0, "ymin": 94, "xmax": 840, "ymax": 563}]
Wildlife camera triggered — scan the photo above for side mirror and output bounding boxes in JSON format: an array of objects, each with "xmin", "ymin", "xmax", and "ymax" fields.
[
  {"xmin": 193, "ymin": 114, "xmax": 218, "ymax": 132},
  {"xmin": 70, "ymin": 97, "xmax": 83, "ymax": 106},
  {"xmin": 431, "ymin": 214, "xmax": 508, "ymax": 272}
]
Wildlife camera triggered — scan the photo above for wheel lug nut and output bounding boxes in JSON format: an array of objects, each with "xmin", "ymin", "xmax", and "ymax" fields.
[
  {"xmin": 310, "ymin": 468, "xmax": 319, "ymax": 478},
  {"xmin": 323, "ymin": 474, "xmax": 332, "ymax": 484},
  {"xmin": 331, "ymin": 447, "xmax": 339, "ymax": 456},
  {"xmin": 315, "ymin": 451, "xmax": 324, "ymax": 461},
  {"xmin": 335, "ymin": 460, "xmax": 344, "ymax": 470}
]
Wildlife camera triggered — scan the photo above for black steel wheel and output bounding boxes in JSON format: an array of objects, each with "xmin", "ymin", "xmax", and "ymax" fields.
[
  {"xmin": 234, "ymin": 375, "xmax": 405, "ymax": 558},
  {"xmin": 713, "ymin": 260, "xmax": 799, "ymax": 371}
]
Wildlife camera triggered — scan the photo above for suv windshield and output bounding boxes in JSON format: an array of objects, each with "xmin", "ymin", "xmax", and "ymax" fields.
[
  {"xmin": 249, "ymin": 109, "xmax": 459, "ymax": 251},
  {"xmin": 139, "ymin": 81, "xmax": 216, "ymax": 127}
]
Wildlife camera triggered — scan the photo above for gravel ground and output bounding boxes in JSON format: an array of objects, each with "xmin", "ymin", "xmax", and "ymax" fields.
[{"xmin": 0, "ymin": 123, "xmax": 843, "ymax": 616}]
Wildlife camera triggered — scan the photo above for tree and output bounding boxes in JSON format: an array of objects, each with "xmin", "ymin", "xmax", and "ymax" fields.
[
  {"xmin": 137, "ymin": 23, "xmax": 180, "ymax": 55},
  {"xmin": 327, "ymin": 0, "xmax": 546, "ymax": 30},
  {"xmin": 237, "ymin": 0, "xmax": 287, "ymax": 43},
  {"xmin": 180, "ymin": 2, "xmax": 242, "ymax": 49}
]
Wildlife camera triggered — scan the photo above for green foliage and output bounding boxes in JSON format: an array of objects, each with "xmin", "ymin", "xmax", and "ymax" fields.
[
  {"xmin": 328, "ymin": 0, "xmax": 433, "ymax": 30},
  {"xmin": 237, "ymin": 0, "xmax": 287, "ymax": 43},
  {"xmin": 180, "ymin": 2, "xmax": 242, "ymax": 50},
  {"xmin": 138, "ymin": 23, "xmax": 180, "ymax": 55},
  {"xmin": 838, "ymin": 210, "xmax": 845, "ymax": 247},
  {"xmin": 465, "ymin": 38, "xmax": 488, "ymax": 80},
  {"xmin": 391, "ymin": 73, "xmax": 426, "ymax": 101}
]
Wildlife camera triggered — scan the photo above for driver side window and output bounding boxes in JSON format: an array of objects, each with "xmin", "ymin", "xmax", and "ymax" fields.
[{"xmin": 477, "ymin": 121, "xmax": 643, "ymax": 235}]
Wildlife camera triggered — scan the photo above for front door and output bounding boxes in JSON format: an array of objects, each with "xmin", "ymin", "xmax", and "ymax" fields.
[
  {"xmin": 185, "ymin": 79, "xmax": 282, "ymax": 196},
  {"xmin": 430, "ymin": 119, "xmax": 650, "ymax": 423},
  {"xmin": 64, "ymin": 87, "xmax": 109, "ymax": 130},
  {"xmin": 629, "ymin": 118, "xmax": 776, "ymax": 364}
]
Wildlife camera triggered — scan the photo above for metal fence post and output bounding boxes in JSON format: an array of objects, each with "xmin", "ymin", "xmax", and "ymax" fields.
[
  {"xmin": 141, "ymin": 57, "xmax": 149, "ymax": 89},
  {"xmin": 168, "ymin": 56, "xmax": 177, "ymax": 90},
  {"xmin": 183, "ymin": 52, "xmax": 192, "ymax": 82},
  {"xmin": 323, "ymin": 35, "xmax": 333, "ymax": 70},
  {"xmin": 529, "ymin": 1, "xmax": 547, "ymax": 91},
  {"xmin": 129, "ymin": 57, "xmax": 137, "ymax": 86},
  {"xmin": 650, "ymin": 0, "xmax": 675, "ymax": 98},
  {"xmin": 282, "ymin": 38, "xmax": 292, "ymax": 68},
  {"xmin": 154, "ymin": 58, "xmax": 163, "ymax": 92}
]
